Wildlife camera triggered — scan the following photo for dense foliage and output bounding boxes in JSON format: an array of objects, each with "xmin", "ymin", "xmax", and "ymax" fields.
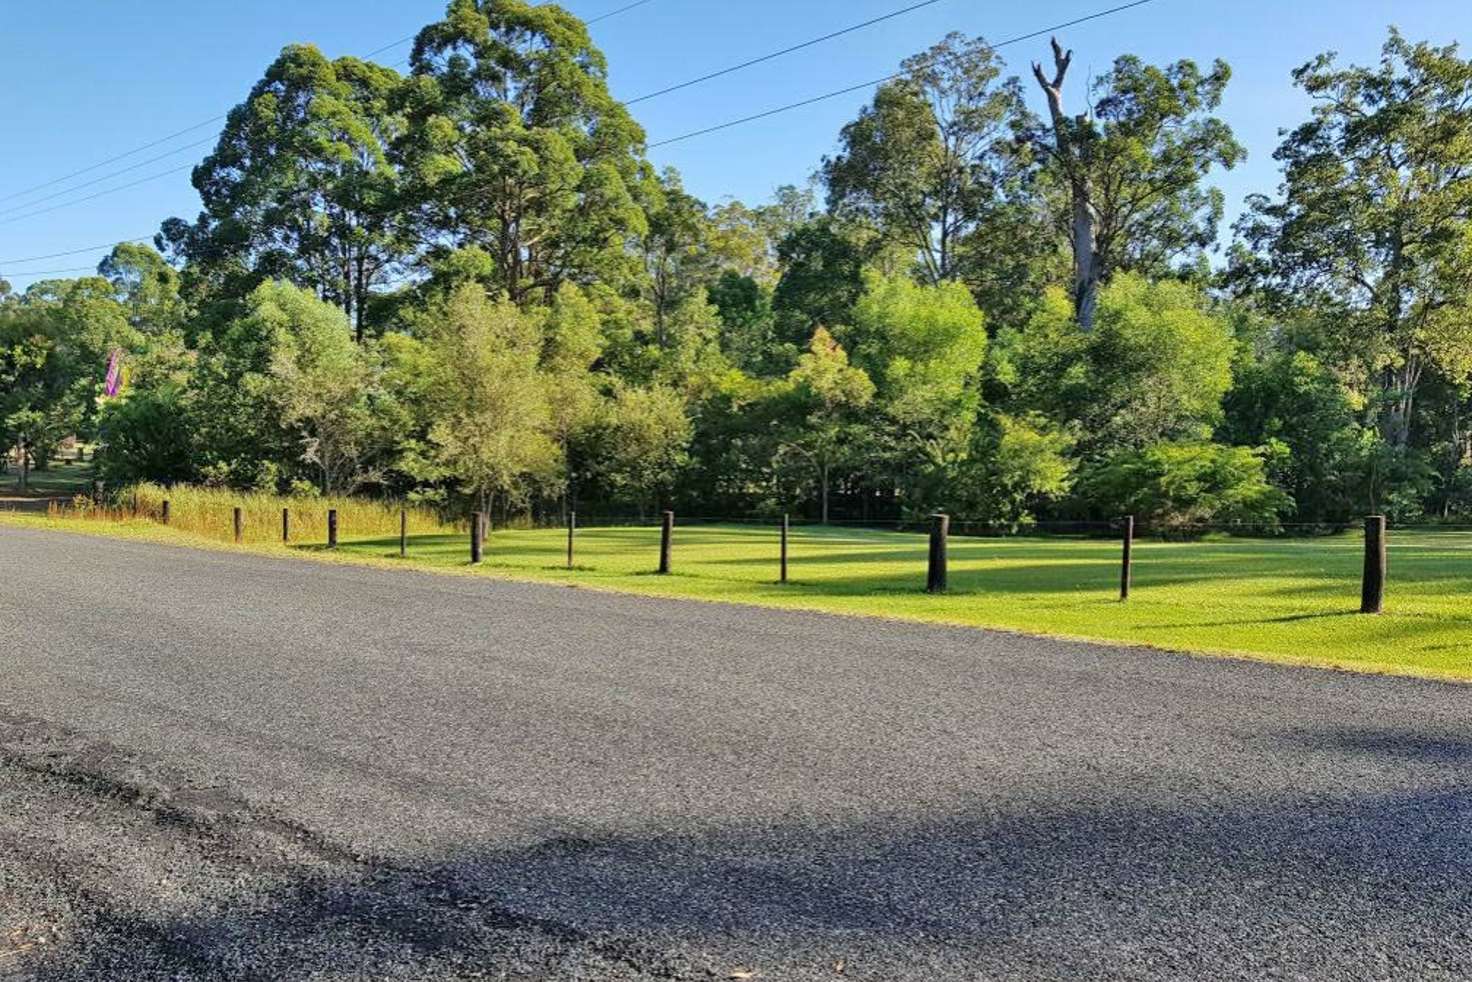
[{"xmin": 5, "ymin": 4, "xmax": 1471, "ymax": 529}]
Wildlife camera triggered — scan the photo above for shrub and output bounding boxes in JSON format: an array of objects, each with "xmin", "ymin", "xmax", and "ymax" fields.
[{"xmin": 1077, "ymin": 441, "xmax": 1293, "ymax": 529}]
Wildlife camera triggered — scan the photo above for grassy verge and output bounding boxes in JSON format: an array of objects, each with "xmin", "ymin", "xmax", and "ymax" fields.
[{"xmin": 7, "ymin": 500, "xmax": 1472, "ymax": 681}]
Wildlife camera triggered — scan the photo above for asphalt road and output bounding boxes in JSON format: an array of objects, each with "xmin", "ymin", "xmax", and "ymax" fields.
[{"xmin": 4, "ymin": 526, "xmax": 1472, "ymax": 980}]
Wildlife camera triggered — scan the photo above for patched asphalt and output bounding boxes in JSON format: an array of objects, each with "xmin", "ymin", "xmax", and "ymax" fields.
[{"xmin": 3, "ymin": 525, "xmax": 1472, "ymax": 979}]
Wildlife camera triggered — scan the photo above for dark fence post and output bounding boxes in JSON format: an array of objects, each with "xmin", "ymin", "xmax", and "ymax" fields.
[
  {"xmin": 658, "ymin": 510, "xmax": 674, "ymax": 574},
  {"xmin": 282, "ymin": 507, "xmax": 290, "ymax": 544},
  {"xmin": 1361, "ymin": 515, "xmax": 1386, "ymax": 614},
  {"xmin": 470, "ymin": 511, "xmax": 483, "ymax": 564},
  {"xmin": 161, "ymin": 500, "xmax": 170, "ymax": 525},
  {"xmin": 233, "ymin": 507, "xmax": 243, "ymax": 544},
  {"xmin": 327, "ymin": 509, "xmax": 338, "ymax": 549},
  {"xmin": 399, "ymin": 509, "xmax": 407, "ymax": 558},
  {"xmin": 567, "ymin": 510, "xmax": 576, "ymax": 569},
  {"xmin": 1120, "ymin": 514, "xmax": 1134, "ymax": 601},
  {"xmin": 780, "ymin": 513, "xmax": 789, "ymax": 584},
  {"xmin": 927, "ymin": 513, "xmax": 949, "ymax": 594}
]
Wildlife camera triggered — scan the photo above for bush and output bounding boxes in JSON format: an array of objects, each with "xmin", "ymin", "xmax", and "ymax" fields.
[{"xmin": 1077, "ymin": 441, "xmax": 1293, "ymax": 529}]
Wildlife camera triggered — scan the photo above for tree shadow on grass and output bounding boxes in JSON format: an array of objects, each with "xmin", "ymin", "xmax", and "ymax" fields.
[{"xmin": 1140, "ymin": 610, "xmax": 1363, "ymax": 629}]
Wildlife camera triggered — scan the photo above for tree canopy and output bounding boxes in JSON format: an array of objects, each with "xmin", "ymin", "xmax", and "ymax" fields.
[{"xmin": 10, "ymin": 11, "xmax": 1472, "ymax": 530}]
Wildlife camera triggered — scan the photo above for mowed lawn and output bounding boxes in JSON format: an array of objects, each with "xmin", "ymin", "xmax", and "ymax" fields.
[{"xmin": 325, "ymin": 522, "xmax": 1472, "ymax": 679}]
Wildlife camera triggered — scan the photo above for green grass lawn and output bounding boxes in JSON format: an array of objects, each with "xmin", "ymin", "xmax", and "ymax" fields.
[
  {"xmin": 4, "ymin": 455, "xmax": 94, "ymax": 496},
  {"xmin": 8, "ymin": 511, "xmax": 1472, "ymax": 680}
]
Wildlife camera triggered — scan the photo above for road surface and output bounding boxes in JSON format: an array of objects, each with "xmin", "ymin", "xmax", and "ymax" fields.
[{"xmin": 3, "ymin": 526, "xmax": 1472, "ymax": 979}]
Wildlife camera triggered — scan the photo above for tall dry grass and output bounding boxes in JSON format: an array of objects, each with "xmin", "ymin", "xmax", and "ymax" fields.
[{"xmin": 56, "ymin": 483, "xmax": 460, "ymax": 546}]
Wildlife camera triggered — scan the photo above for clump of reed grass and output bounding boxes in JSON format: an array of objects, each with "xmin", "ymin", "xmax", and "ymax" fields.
[{"xmin": 62, "ymin": 483, "xmax": 459, "ymax": 546}]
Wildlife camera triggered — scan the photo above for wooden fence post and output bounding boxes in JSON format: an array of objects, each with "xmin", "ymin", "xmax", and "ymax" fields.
[
  {"xmin": 233, "ymin": 507, "xmax": 243, "ymax": 544},
  {"xmin": 1361, "ymin": 515, "xmax": 1386, "ymax": 614},
  {"xmin": 470, "ymin": 511, "xmax": 483, "ymax": 564},
  {"xmin": 567, "ymin": 510, "xmax": 576, "ymax": 569},
  {"xmin": 780, "ymin": 513, "xmax": 789, "ymax": 584},
  {"xmin": 927, "ymin": 513, "xmax": 949, "ymax": 594},
  {"xmin": 282, "ymin": 507, "xmax": 290, "ymax": 544},
  {"xmin": 161, "ymin": 500, "xmax": 170, "ymax": 525},
  {"xmin": 399, "ymin": 509, "xmax": 407, "ymax": 558},
  {"xmin": 658, "ymin": 510, "xmax": 674, "ymax": 574},
  {"xmin": 1120, "ymin": 514, "xmax": 1134, "ymax": 601},
  {"xmin": 327, "ymin": 509, "xmax": 338, "ymax": 549}
]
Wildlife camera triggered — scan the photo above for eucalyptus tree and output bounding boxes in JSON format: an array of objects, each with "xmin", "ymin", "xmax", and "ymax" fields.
[
  {"xmin": 165, "ymin": 45, "xmax": 409, "ymax": 342},
  {"xmin": 823, "ymin": 33, "xmax": 1032, "ymax": 288},
  {"xmin": 1236, "ymin": 29, "xmax": 1472, "ymax": 448},
  {"xmin": 1030, "ymin": 38, "xmax": 1243, "ymax": 329},
  {"xmin": 99, "ymin": 242, "xmax": 186, "ymax": 335},
  {"xmin": 638, "ymin": 168, "xmax": 714, "ymax": 345},
  {"xmin": 400, "ymin": 0, "xmax": 647, "ymax": 304}
]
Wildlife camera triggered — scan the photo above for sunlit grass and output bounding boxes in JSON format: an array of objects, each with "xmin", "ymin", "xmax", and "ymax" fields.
[
  {"xmin": 119, "ymin": 483, "xmax": 457, "ymax": 544},
  {"xmin": 9, "ymin": 497, "xmax": 1472, "ymax": 680}
]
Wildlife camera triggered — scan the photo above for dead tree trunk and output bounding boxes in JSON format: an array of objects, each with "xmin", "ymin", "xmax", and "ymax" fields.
[{"xmin": 1032, "ymin": 37, "xmax": 1100, "ymax": 332}]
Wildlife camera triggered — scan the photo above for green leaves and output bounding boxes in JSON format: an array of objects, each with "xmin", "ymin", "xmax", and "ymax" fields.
[
  {"xmin": 1078, "ymin": 442, "xmax": 1292, "ymax": 529},
  {"xmin": 401, "ymin": 0, "xmax": 646, "ymax": 303},
  {"xmin": 824, "ymin": 33, "xmax": 1029, "ymax": 287},
  {"xmin": 178, "ymin": 44, "xmax": 410, "ymax": 340},
  {"xmin": 1236, "ymin": 28, "xmax": 1472, "ymax": 449}
]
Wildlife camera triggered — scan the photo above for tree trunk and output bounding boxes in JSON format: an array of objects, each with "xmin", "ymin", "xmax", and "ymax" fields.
[
  {"xmin": 1032, "ymin": 37, "xmax": 1100, "ymax": 332},
  {"xmin": 821, "ymin": 463, "xmax": 830, "ymax": 525},
  {"xmin": 1071, "ymin": 184, "xmax": 1100, "ymax": 331}
]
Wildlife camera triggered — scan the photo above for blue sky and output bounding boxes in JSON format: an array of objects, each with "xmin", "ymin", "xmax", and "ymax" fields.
[{"xmin": 3, "ymin": 0, "xmax": 1471, "ymax": 288}]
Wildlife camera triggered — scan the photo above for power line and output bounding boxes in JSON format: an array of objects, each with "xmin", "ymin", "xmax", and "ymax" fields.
[
  {"xmin": 362, "ymin": 34, "xmax": 416, "ymax": 58},
  {"xmin": 0, "ymin": 264, "xmax": 101, "ymax": 280},
  {"xmin": 650, "ymin": 0, "xmax": 1159, "ymax": 148},
  {"xmin": 627, "ymin": 0, "xmax": 947, "ymax": 105},
  {"xmin": 0, "ymin": 117, "xmax": 224, "ymax": 207},
  {"xmin": 587, "ymin": 0, "xmax": 655, "ymax": 24},
  {"xmin": 0, "ymin": 165, "xmax": 195, "ymax": 227},
  {"xmin": 0, "ymin": 136, "xmax": 215, "ymax": 219},
  {"xmin": 0, "ymin": 2, "xmax": 653, "ymax": 219},
  {"xmin": 0, "ymin": 238, "xmax": 152, "ymax": 266}
]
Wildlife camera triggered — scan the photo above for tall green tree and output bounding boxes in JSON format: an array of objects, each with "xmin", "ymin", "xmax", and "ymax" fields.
[
  {"xmin": 770, "ymin": 219, "xmax": 869, "ymax": 346},
  {"xmin": 401, "ymin": 0, "xmax": 647, "ymax": 304},
  {"xmin": 166, "ymin": 45, "xmax": 408, "ymax": 341},
  {"xmin": 260, "ymin": 283, "xmax": 394, "ymax": 494},
  {"xmin": 1236, "ymin": 29, "xmax": 1472, "ymax": 448},
  {"xmin": 409, "ymin": 284, "xmax": 559, "ymax": 513},
  {"xmin": 99, "ymin": 243, "xmax": 186, "ymax": 336},
  {"xmin": 994, "ymin": 274, "xmax": 1235, "ymax": 456},
  {"xmin": 586, "ymin": 383, "xmax": 692, "ymax": 514},
  {"xmin": 824, "ymin": 33, "xmax": 1032, "ymax": 287},
  {"xmin": 775, "ymin": 328, "xmax": 876, "ymax": 523},
  {"xmin": 1030, "ymin": 39, "xmax": 1243, "ymax": 329},
  {"xmin": 841, "ymin": 273, "xmax": 988, "ymax": 510},
  {"xmin": 637, "ymin": 169, "xmax": 714, "ymax": 345}
]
